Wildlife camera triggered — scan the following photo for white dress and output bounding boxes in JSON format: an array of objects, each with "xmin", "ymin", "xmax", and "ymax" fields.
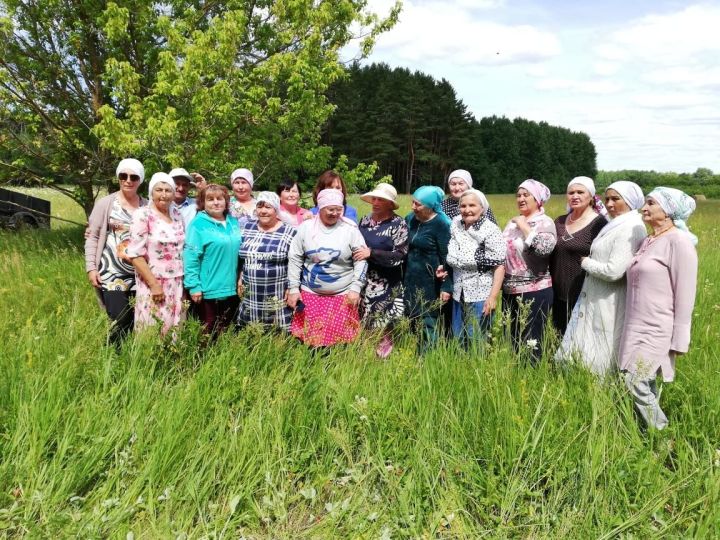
[{"xmin": 556, "ymin": 211, "xmax": 647, "ymax": 375}]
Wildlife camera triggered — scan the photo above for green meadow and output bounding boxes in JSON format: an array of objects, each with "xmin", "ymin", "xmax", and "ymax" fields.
[{"xmin": 1, "ymin": 189, "xmax": 719, "ymax": 538}]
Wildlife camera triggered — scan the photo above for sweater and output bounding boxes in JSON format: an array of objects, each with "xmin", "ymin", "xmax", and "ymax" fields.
[
  {"xmin": 287, "ymin": 218, "xmax": 367, "ymax": 295},
  {"xmin": 183, "ymin": 212, "xmax": 243, "ymax": 299}
]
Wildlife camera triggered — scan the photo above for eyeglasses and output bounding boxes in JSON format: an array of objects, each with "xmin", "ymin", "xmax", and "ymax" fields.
[{"xmin": 118, "ymin": 173, "xmax": 141, "ymax": 182}]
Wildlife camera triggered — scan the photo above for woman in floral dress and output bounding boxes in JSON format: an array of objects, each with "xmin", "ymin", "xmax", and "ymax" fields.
[
  {"xmin": 127, "ymin": 172, "xmax": 186, "ymax": 335},
  {"xmin": 354, "ymin": 183, "xmax": 409, "ymax": 358}
]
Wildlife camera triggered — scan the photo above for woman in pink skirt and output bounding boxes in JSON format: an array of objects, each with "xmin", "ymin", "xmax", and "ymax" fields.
[
  {"xmin": 286, "ymin": 189, "xmax": 368, "ymax": 346},
  {"xmin": 127, "ymin": 172, "xmax": 186, "ymax": 335}
]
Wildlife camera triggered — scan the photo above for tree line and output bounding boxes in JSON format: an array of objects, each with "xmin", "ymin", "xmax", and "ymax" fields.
[
  {"xmin": 323, "ymin": 63, "xmax": 597, "ymax": 194},
  {"xmin": 597, "ymin": 168, "xmax": 720, "ymax": 198}
]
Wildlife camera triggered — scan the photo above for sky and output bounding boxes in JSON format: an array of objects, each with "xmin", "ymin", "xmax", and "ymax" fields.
[{"xmin": 343, "ymin": 0, "xmax": 720, "ymax": 172}]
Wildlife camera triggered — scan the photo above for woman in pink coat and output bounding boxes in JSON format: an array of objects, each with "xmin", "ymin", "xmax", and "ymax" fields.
[{"xmin": 619, "ymin": 187, "xmax": 698, "ymax": 430}]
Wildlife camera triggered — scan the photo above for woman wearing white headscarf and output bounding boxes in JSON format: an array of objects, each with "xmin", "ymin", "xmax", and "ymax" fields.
[
  {"xmin": 550, "ymin": 176, "xmax": 608, "ymax": 333},
  {"xmin": 555, "ymin": 181, "xmax": 647, "ymax": 375},
  {"xmin": 84, "ymin": 158, "xmax": 147, "ymax": 345},
  {"xmin": 441, "ymin": 169, "xmax": 498, "ymax": 224},
  {"xmin": 127, "ymin": 172, "xmax": 186, "ymax": 335},
  {"xmin": 618, "ymin": 187, "xmax": 698, "ymax": 430}
]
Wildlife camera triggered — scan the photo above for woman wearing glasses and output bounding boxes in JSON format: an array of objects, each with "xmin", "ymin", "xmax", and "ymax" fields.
[{"xmin": 84, "ymin": 158, "xmax": 147, "ymax": 345}]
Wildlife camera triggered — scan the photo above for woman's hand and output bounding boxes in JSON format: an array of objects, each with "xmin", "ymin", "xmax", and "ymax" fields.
[
  {"xmin": 237, "ymin": 279, "xmax": 245, "ymax": 297},
  {"xmin": 352, "ymin": 246, "xmax": 371, "ymax": 261},
  {"xmin": 150, "ymin": 282, "xmax": 165, "ymax": 304},
  {"xmin": 440, "ymin": 291, "xmax": 451, "ymax": 304},
  {"xmin": 345, "ymin": 291, "xmax": 361, "ymax": 307},
  {"xmin": 483, "ymin": 296, "xmax": 497, "ymax": 316},
  {"xmin": 191, "ymin": 172, "xmax": 207, "ymax": 191},
  {"xmin": 286, "ymin": 292, "xmax": 300, "ymax": 309},
  {"xmin": 511, "ymin": 215, "xmax": 532, "ymax": 237},
  {"xmin": 435, "ymin": 265, "xmax": 448, "ymax": 281},
  {"xmin": 303, "ymin": 211, "xmax": 314, "ymax": 221},
  {"xmin": 191, "ymin": 292, "xmax": 203, "ymax": 303},
  {"xmin": 87, "ymin": 270, "xmax": 101, "ymax": 288}
]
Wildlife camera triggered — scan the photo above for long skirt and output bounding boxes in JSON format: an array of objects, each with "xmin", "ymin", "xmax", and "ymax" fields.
[
  {"xmin": 290, "ymin": 290, "xmax": 360, "ymax": 347},
  {"xmin": 135, "ymin": 275, "xmax": 185, "ymax": 335}
]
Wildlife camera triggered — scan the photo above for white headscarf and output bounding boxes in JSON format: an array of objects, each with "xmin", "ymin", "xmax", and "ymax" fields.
[
  {"xmin": 230, "ymin": 168, "xmax": 254, "ymax": 188},
  {"xmin": 567, "ymin": 176, "xmax": 608, "ymax": 217},
  {"xmin": 148, "ymin": 172, "xmax": 175, "ymax": 194},
  {"xmin": 448, "ymin": 169, "xmax": 473, "ymax": 189},
  {"xmin": 459, "ymin": 188, "xmax": 489, "ymax": 216},
  {"xmin": 647, "ymin": 187, "xmax": 698, "ymax": 245},
  {"xmin": 116, "ymin": 158, "xmax": 145, "ymax": 184},
  {"xmin": 607, "ymin": 181, "xmax": 644, "ymax": 210},
  {"xmin": 256, "ymin": 191, "xmax": 280, "ymax": 212}
]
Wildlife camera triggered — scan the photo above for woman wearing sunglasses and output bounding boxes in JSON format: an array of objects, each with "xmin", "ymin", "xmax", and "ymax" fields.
[{"xmin": 84, "ymin": 158, "xmax": 147, "ymax": 345}]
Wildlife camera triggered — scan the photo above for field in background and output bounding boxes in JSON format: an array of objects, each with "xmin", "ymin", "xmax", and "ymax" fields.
[{"xmin": 1, "ymin": 189, "xmax": 719, "ymax": 537}]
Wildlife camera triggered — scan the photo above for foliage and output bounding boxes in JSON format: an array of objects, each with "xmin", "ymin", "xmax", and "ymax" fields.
[
  {"xmin": 597, "ymin": 168, "xmax": 720, "ymax": 198},
  {"xmin": 1, "ymin": 192, "xmax": 719, "ymax": 536},
  {"xmin": 0, "ymin": 0, "xmax": 401, "ymax": 215},
  {"xmin": 324, "ymin": 63, "xmax": 598, "ymax": 193}
]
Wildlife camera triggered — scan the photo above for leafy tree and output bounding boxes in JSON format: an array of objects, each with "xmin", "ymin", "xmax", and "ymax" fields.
[{"xmin": 0, "ymin": 0, "xmax": 400, "ymax": 215}]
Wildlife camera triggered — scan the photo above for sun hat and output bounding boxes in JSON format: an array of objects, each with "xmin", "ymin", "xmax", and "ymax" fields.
[
  {"xmin": 361, "ymin": 182, "xmax": 400, "ymax": 210},
  {"xmin": 169, "ymin": 167, "xmax": 194, "ymax": 184}
]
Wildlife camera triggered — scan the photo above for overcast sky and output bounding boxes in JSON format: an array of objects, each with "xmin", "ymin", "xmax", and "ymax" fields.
[{"xmin": 346, "ymin": 0, "xmax": 720, "ymax": 173}]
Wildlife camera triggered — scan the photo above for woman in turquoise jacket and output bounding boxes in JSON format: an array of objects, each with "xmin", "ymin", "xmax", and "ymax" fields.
[{"xmin": 183, "ymin": 184, "xmax": 243, "ymax": 336}]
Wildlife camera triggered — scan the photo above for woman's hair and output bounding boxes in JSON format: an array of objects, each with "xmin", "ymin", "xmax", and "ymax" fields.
[
  {"xmin": 276, "ymin": 178, "xmax": 302, "ymax": 199},
  {"xmin": 196, "ymin": 184, "xmax": 230, "ymax": 216},
  {"xmin": 312, "ymin": 170, "xmax": 346, "ymax": 205}
]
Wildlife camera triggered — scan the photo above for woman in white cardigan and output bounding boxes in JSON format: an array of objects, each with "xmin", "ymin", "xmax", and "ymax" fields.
[{"xmin": 556, "ymin": 181, "xmax": 647, "ymax": 375}]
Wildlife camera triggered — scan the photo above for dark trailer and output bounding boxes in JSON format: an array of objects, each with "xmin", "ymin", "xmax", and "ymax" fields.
[{"xmin": 0, "ymin": 187, "xmax": 51, "ymax": 229}]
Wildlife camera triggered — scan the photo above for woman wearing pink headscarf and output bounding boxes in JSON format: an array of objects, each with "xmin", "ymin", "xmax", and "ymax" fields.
[
  {"xmin": 502, "ymin": 179, "xmax": 557, "ymax": 363},
  {"xmin": 286, "ymin": 189, "xmax": 368, "ymax": 346}
]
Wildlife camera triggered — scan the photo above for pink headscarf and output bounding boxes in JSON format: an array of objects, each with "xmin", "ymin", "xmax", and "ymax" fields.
[
  {"xmin": 519, "ymin": 179, "xmax": 551, "ymax": 214},
  {"xmin": 315, "ymin": 189, "xmax": 355, "ymax": 226}
]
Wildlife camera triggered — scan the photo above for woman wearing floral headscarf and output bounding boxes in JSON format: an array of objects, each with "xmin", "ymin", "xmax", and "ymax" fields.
[
  {"xmin": 502, "ymin": 179, "xmax": 557, "ymax": 362},
  {"xmin": 556, "ymin": 181, "xmax": 647, "ymax": 375},
  {"xmin": 618, "ymin": 187, "xmax": 698, "ymax": 430},
  {"xmin": 550, "ymin": 176, "xmax": 608, "ymax": 334},
  {"xmin": 404, "ymin": 185, "xmax": 452, "ymax": 348}
]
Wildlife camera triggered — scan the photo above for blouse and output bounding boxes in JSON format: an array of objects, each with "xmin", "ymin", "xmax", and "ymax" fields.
[
  {"xmin": 126, "ymin": 206, "xmax": 185, "ymax": 279},
  {"xmin": 502, "ymin": 212, "xmax": 557, "ymax": 295}
]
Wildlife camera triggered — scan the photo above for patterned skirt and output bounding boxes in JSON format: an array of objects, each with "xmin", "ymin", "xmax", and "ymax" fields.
[
  {"xmin": 135, "ymin": 275, "xmax": 185, "ymax": 335},
  {"xmin": 290, "ymin": 290, "xmax": 361, "ymax": 346}
]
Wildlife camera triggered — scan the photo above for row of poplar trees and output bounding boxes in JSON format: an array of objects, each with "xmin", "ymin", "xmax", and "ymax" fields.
[{"xmin": 323, "ymin": 63, "xmax": 598, "ymax": 194}]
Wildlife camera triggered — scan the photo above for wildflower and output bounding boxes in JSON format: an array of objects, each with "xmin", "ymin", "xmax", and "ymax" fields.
[
  {"xmin": 354, "ymin": 395, "xmax": 368, "ymax": 407},
  {"xmin": 526, "ymin": 339, "xmax": 538, "ymax": 350}
]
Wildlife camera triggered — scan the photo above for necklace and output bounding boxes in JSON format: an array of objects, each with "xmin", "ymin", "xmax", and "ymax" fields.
[{"xmin": 651, "ymin": 223, "xmax": 674, "ymax": 239}]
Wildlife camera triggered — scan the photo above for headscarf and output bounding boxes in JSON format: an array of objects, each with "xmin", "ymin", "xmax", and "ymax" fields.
[
  {"xmin": 594, "ymin": 181, "xmax": 645, "ymax": 241},
  {"xmin": 230, "ymin": 168, "xmax": 254, "ymax": 188},
  {"xmin": 459, "ymin": 189, "xmax": 489, "ymax": 215},
  {"xmin": 607, "ymin": 181, "xmax": 644, "ymax": 210},
  {"xmin": 411, "ymin": 185, "xmax": 451, "ymax": 225},
  {"xmin": 647, "ymin": 187, "xmax": 698, "ymax": 245},
  {"xmin": 315, "ymin": 188, "xmax": 355, "ymax": 226},
  {"xmin": 448, "ymin": 169, "xmax": 473, "ymax": 189},
  {"xmin": 567, "ymin": 176, "xmax": 607, "ymax": 217},
  {"xmin": 148, "ymin": 172, "xmax": 175, "ymax": 194},
  {"xmin": 256, "ymin": 191, "xmax": 280, "ymax": 212},
  {"xmin": 518, "ymin": 179, "xmax": 551, "ymax": 214},
  {"xmin": 116, "ymin": 158, "xmax": 145, "ymax": 184}
]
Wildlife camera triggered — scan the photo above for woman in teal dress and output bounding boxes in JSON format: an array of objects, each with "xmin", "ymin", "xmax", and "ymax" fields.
[{"xmin": 404, "ymin": 186, "xmax": 452, "ymax": 347}]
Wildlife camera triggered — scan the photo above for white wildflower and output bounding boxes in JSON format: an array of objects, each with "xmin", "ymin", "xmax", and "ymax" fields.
[{"xmin": 526, "ymin": 339, "xmax": 538, "ymax": 350}]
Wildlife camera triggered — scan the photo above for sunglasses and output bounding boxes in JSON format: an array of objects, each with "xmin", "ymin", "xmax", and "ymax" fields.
[{"xmin": 118, "ymin": 173, "xmax": 141, "ymax": 182}]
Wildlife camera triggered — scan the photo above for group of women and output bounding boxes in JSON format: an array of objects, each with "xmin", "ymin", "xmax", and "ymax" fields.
[{"xmin": 86, "ymin": 159, "xmax": 699, "ymax": 430}]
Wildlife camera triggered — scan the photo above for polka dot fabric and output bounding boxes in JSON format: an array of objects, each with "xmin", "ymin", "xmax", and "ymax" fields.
[{"xmin": 290, "ymin": 290, "xmax": 360, "ymax": 346}]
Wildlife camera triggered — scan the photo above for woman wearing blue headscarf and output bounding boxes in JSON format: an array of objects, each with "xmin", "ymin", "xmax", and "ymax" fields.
[{"xmin": 404, "ymin": 186, "xmax": 452, "ymax": 347}]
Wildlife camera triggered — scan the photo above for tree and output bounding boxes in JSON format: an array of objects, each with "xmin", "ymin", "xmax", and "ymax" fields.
[{"xmin": 0, "ymin": 0, "xmax": 400, "ymax": 215}]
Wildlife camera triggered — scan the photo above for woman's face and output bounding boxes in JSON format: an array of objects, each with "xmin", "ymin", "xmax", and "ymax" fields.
[
  {"xmin": 459, "ymin": 195, "xmax": 484, "ymax": 225},
  {"xmin": 566, "ymin": 183, "xmax": 592, "ymax": 212},
  {"xmin": 411, "ymin": 199, "xmax": 434, "ymax": 221},
  {"xmin": 204, "ymin": 192, "xmax": 227, "ymax": 219},
  {"xmin": 280, "ymin": 184, "xmax": 301, "ymax": 206},
  {"xmin": 448, "ymin": 178, "xmax": 469, "ymax": 200},
  {"xmin": 604, "ymin": 188, "xmax": 630, "ymax": 219},
  {"xmin": 370, "ymin": 196, "xmax": 393, "ymax": 216},
  {"xmin": 256, "ymin": 201, "xmax": 279, "ymax": 227},
  {"xmin": 152, "ymin": 182, "xmax": 174, "ymax": 211},
  {"xmin": 329, "ymin": 178, "xmax": 343, "ymax": 191},
  {"xmin": 516, "ymin": 188, "xmax": 539, "ymax": 216},
  {"xmin": 231, "ymin": 177, "xmax": 252, "ymax": 201},
  {"xmin": 319, "ymin": 205, "xmax": 343, "ymax": 226},
  {"xmin": 118, "ymin": 170, "xmax": 141, "ymax": 195},
  {"xmin": 640, "ymin": 196, "xmax": 668, "ymax": 229}
]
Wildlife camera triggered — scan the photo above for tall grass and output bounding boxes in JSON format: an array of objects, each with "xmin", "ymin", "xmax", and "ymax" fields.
[{"xmin": 0, "ymin": 194, "xmax": 719, "ymax": 537}]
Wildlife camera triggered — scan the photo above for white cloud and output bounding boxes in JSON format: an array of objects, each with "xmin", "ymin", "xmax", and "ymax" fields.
[
  {"xmin": 369, "ymin": 0, "xmax": 561, "ymax": 66},
  {"xmin": 534, "ymin": 78, "xmax": 623, "ymax": 95},
  {"xmin": 631, "ymin": 92, "xmax": 714, "ymax": 110},
  {"xmin": 593, "ymin": 61, "xmax": 619, "ymax": 76}
]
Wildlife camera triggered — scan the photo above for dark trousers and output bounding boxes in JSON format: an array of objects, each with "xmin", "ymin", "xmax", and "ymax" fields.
[
  {"xmin": 101, "ymin": 290, "xmax": 135, "ymax": 345},
  {"xmin": 198, "ymin": 296, "xmax": 239, "ymax": 337},
  {"xmin": 503, "ymin": 288, "xmax": 553, "ymax": 364},
  {"xmin": 552, "ymin": 297, "xmax": 573, "ymax": 335}
]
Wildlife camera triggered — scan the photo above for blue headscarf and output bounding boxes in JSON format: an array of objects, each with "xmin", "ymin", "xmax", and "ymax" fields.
[
  {"xmin": 647, "ymin": 187, "xmax": 698, "ymax": 245},
  {"xmin": 409, "ymin": 186, "xmax": 451, "ymax": 226}
]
